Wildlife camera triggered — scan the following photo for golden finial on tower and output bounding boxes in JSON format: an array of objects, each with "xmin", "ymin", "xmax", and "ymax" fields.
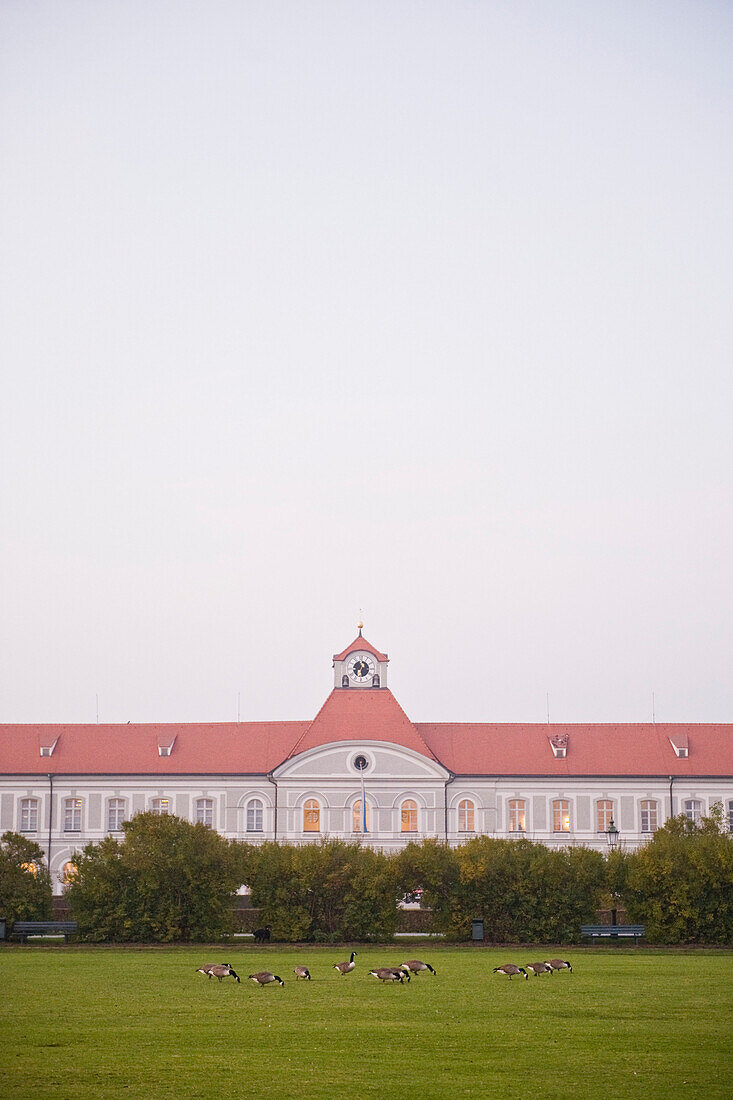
[{"xmin": 357, "ymin": 611, "xmax": 364, "ymax": 636}]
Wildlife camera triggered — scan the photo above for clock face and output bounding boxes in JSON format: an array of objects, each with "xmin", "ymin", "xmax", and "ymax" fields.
[{"xmin": 348, "ymin": 652, "xmax": 376, "ymax": 683}]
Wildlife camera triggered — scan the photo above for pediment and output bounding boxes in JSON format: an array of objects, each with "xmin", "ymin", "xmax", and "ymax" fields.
[{"xmin": 273, "ymin": 740, "xmax": 449, "ymax": 781}]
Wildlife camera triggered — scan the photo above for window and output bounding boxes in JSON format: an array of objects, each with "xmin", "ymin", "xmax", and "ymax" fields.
[
  {"xmin": 246, "ymin": 799, "xmax": 263, "ymax": 833},
  {"xmin": 64, "ymin": 798, "xmax": 82, "ymax": 832},
  {"xmin": 684, "ymin": 799, "xmax": 702, "ymax": 825},
  {"xmin": 61, "ymin": 861, "xmax": 77, "ymax": 884},
  {"xmin": 728, "ymin": 800, "xmax": 733, "ymax": 834},
  {"xmin": 20, "ymin": 798, "xmax": 38, "ymax": 832},
  {"xmin": 196, "ymin": 798, "xmax": 213, "ymax": 827},
  {"xmin": 552, "ymin": 799, "xmax": 571, "ymax": 832},
  {"xmin": 107, "ymin": 798, "xmax": 126, "ymax": 832},
  {"xmin": 401, "ymin": 799, "xmax": 417, "ymax": 833},
  {"xmin": 151, "ymin": 798, "xmax": 170, "ymax": 816},
  {"xmin": 458, "ymin": 800, "xmax": 475, "ymax": 832},
  {"xmin": 352, "ymin": 799, "xmax": 370, "ymax": 832},
  {"xmin": 20, "ymin": 861, "xmax": 38, "ymax": 876},
  {"xmin": 640, "ymin": 800, "xmax": 658, "ymax": 833},
  {"xmin": 508, "ymin": 799, "xmax": 526, "ymax": 832},
  {"xmin": 596, "ymin": 800, "xmax": 614, "ymax": 832},
  {"xmin": 303, "ymin": 799, "xmax": 320, "ymax": 832}
]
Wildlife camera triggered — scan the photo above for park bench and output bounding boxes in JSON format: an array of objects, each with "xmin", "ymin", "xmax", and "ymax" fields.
[
  {"xmin": 581, "ymin": 924, "xmax": 645, "ymax": 944},
  {"xmin": 11, "ymin": 920, "xmax": 78, "ymax": 943}
]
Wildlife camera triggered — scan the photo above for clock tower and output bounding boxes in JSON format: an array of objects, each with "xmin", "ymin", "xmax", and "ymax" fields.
[{"xmin": 332, "ymin": 624, "xmax": 389, "ymax": 689}]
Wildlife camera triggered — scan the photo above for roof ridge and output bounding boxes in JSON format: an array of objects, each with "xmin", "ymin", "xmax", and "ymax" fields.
[
  {"xmin": 285, "ymin": 692, "xmax": 335, "ymax": 760},
  {"xmin": 385, "ymin": 691, "xmax": 440, "ymax": 762}
]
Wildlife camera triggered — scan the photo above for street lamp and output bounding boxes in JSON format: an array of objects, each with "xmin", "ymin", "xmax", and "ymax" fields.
[{"xmin": 606, "ymin": 818, "xmax": 620, "ymax": 849}]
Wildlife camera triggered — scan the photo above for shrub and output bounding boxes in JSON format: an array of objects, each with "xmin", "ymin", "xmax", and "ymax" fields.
[
  {"xmin": 65, "ymin": 813, "xmax": 243, "ymax": 942},
  {"xmin": 0, "ymin": 832, "xmax": 52, "ymax": 925}
]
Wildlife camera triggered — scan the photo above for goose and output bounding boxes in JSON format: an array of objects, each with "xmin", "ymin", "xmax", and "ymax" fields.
[
  {"xmin": 333, "ymin": 951, "xmax": 357, "ymax": 975},
  {"xmin": 370, "ymin": 967, "xmax": 407, "ymax": 983},
  {"xmin": 196, "ymin": 962, "xmax": 232, "ymax": 978},
  {"xmin": 401, "ymin": 959, "xmax": 436, "ymax": 976},
  {"xmin": 293, "ymin": 966, "xmax": 311, "ymax": 980},
  {"xmin": 206, "ymin": 964, "xmax": 241, "ymax": 983},
  {"xmin": 525, "ymin": 962, "xmax": 552, "ymax": 976},
  {"xmin": 493, "ymin": 964, "xmax": 528, "ymax": 980},
  {"xmin": 545, "ymin": 958, "xmax": 572, "ymax": 972},
  {"xmin": 249, "ymin": 971, "xmax": 284, "ymax": 987}
]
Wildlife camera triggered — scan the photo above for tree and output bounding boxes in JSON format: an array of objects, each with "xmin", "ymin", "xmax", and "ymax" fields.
[
  {"xmin": 0, "ymin": 832, "xmax": 52, "ymax": 925},
  {"xmin": 620, "ymin": 809, "xmax": 733, "ymax": 944},
  {"xmin": 65, "ymin": 813, "xmax": 243, "ymax": 942},
  {"xmin": 242, "ymin": 839, "xmax": 400, "ymax": 941}
]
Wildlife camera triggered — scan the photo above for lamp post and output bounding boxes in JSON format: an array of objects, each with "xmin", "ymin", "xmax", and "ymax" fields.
[{"xmin": 606, "ymin": 818, "xmax": 620, "ymax": 850}]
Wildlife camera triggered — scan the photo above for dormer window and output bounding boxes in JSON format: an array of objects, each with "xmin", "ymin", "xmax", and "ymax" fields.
[
  {"xmin": 550, "ymin": 735, "xmax": 568, "ymax": 759},
  {"xmin": 40, "ymin": 738, "xmax": 58, "ymax": 758},
  {"xmin": 669, "ymin": 735, "xmax": 689, "ymax": 758},
  {"xmin": 158, "ymin": 736, "xmax": 176, "ymax": 757}
]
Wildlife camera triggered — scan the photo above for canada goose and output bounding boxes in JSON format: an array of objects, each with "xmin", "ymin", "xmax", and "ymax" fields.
[
  {"xmin": 196, "ymin": 963, "xmax": 232, "ymax": 978},
  {"xmin": 253, "ymin": 926, "xmax": 271, "ymax": 944},
  {"xmin": 293, "ymin": 966, "xmax": 311, "ymax": 980},
  {"xmin": 249, "ymin": 971, "xmax": 284, "ymax": 987},
  {"xmin": 545, "ymin": 958, "xmax": 572, "ymax": 972},
  {"xmin": 525, "ymin": 962, "xmax": 552, "ymax": 976},
  {"xmin": 493, "ymin": 964, "xmax": 528, "ymax": 980},
  {"xmin": 370, "ymin": 967, "xmax": 407, "ymax": 983},
  {"xmin": 333, "ymin": 951, "xmax": 357, "ymax": 975},
  {"xmin": 207, "ymin": 964, "xmax": 241, "ymax": 983},
  {"xmin": 401, "ymin": 959, "xmax": 436, "ymax": 976}
]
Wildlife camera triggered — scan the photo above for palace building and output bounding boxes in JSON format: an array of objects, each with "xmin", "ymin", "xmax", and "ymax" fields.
[{"xmin": 1, "ymin": 628, "xmax": 732, "ymax": 893}]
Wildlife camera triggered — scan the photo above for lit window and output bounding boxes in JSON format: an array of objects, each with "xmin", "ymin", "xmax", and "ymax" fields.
[
  {"xmin": 196, "ymin": 798, "xmax": 213, "ymax": 827},
  {"xmin": 64, "ymin": 798, "xmax": 82, "ymax": 832},
  {"xmin": 640, "ymin": 800, "xmax": 658, "ymax": 833},
  {"xmin": 401, "ymin": 799, "xmax": 417, "ymax": 833},
  {"xmin": 303, "ymin": 799, "xmax": 320, "ymax": 832},
  {"xmin": 684, "ymin": 799, "xmax": 702, "ymax": 825},
  {"xmin": 352, "ymin": 799, "xmax": 370, "ymax": 833},
  {"xmin": 21, "ymin": 861, "xmax": 37, "ymax": 876},
  {"xmin": 552, "ymin": 799, "xmax": 571, "ymax": 832},
  {"xmin": 151, "ymin": 798, "xmax": 170, "ymax": 816},
  {"xmin": 596, "ymin": 800, "xmax": 614, "ymax": 832},
  {"xmin": 458, "ymin": 800, "xmax": 475, "ymax": 832},
  {"xmin": 246, "ymin": 799, "xmax": 263, "ymax": 833},
  {"xmin": 107, "ymin": 798, "xmax": 126, "ymax": 832},
  {"xmin": 61, "ymin": 861, "xmax": 77, "ymax": 884},
  {"xmin": 20, "ymin": 798, "xmax": 38, "ymax": 832},
  {"xmin": 508, "ymin": 799, "xmax": 526, "ymax": 832}
]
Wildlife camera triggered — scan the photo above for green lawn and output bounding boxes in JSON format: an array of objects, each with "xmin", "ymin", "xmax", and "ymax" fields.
[{"xmin": 1, "ymin": 945, "xmax": 732, "ymax": 1099}]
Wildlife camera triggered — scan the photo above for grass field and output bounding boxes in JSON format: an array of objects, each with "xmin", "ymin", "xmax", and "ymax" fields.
[{"xmin": 2, "ymin": 944, "xmax": 732, "ymax": 1099}]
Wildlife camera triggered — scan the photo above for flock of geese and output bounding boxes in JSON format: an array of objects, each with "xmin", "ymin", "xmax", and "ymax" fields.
[{"xmin": 196, "ymin": 954, "xmax": 571, "ymax": 987}]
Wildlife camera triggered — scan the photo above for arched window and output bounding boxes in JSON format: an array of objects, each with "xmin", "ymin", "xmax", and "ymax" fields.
[
  {"xmin": 246, "ymin": 799, "xmax": 263, "ymax": 833},
  {"xmin": 20, "ymin": 861, "xmax": 38, "ymax": 876},
  {"xmin": 61, "ymin": 861, "xmax": 77, "ymax": 884},
  {"xmin": 508, "ymin": 799, "xmax": 526, "ymax": 832},
  {"xmin": 640, "ymin": 800, "xmax": 658, "ymax": 833},
  {"xmin": 107, "ymin": 798, "xmax": 126, "ymax": 832},
  {"xmin": 151, "ymin": 798, "xmax": 170, "ymax": 816},
  {"xmin": 20, "ymin": 798, "xmax": 38, "ymax": 832},
  {"xmin": 401, "ymin": 799, "xmax": 417, "ymax": 833},
  {"xmin": 684, "ymin": 799, "xmax": 702, "ymax": 825},
  {"xmin": 64, "ymin": 798, "xmax": 82, "ymax": 832},
  {"xmin": 458, "ymin": 800, "xmax": 475, "ymax": 832},
  {"xmin": 552, "ymin": 799, "xmax": 571, "ymax": 833},
  {"xmin": 352, "ymin": 800, "xmax": 370, "ymax": 833},
  {"xmin": 196, "ymin": 798, "xmax": 213, "ymax": 827},
  {"xmin": 596, "ymin": 800, "xmax": 614, "ymax": 832},
  {"xmin": 303, "ymin": 799, "xmax": 320, "ymax": 832}
]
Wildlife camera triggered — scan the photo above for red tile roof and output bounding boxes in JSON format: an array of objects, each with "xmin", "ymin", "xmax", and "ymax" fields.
[
  {"xmin": 332, "ymin": 634, "xmax": 389, "ymax": 663},
  {"xmin": 416, "ymin": 722, "xmax": 733, "ymax": 776},
  {"xmin": 1, "ymin": 710, "xmax": 731, "ymax": 777},
  {"xmin": 286, "ymin": 690, "xmax": 438, "ymax": 761}
]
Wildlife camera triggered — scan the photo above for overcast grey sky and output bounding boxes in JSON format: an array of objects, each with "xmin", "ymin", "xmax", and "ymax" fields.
[{"xmin": 1, "ymin": 1, "xmax": 731, "ymax": 725}]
